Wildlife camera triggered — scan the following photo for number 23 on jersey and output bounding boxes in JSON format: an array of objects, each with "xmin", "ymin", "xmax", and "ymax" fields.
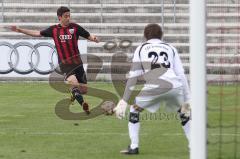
[{"xmin": 148, "ymin": 51, "xmax": 171, "ymax": 70}]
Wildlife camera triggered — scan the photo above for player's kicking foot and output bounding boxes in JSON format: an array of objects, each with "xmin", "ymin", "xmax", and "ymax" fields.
[
  {"xmin": 70, "ymin": 95, "xmax": 75, "ymax": 104},
  {"xmin": 120, "ymin": 146, "xmax": 139, "ymax": 155},
  {"xmin": 69, "ymin": 89, "xmax": 75, "ymax": 105},
  {"xmin": 82, "ymin": 102, "xmax": 90, "ymax": 115},
  {"xmin": 69, "ymin": 89, "xmax": 90, "ymax": 114}
]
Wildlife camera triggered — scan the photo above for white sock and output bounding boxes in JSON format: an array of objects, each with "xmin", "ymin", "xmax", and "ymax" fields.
[
  {"xmin": 128, "ymin": 122, "xmax": 140, "ymax": 149},
  {"xmin": 128, "ymin": 106, "xmax": 140, "ymax": 149},
  {"xmin": 182, "ymin": 120, "xmax": 191, "ymax": 149}
]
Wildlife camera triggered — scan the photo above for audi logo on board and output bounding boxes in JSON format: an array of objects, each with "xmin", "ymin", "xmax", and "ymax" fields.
[{"xmin": 0, "ymin": 41, "xmax": 58, "ymax": 75}]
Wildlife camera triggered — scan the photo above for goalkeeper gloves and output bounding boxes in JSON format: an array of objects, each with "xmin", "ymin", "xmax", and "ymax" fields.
[
  {"xmin": 178, "ymin": 102, "xmax": 191, "ymax": 126},
  {"xmin": 113, "ymin": 99, "xmax": 128, "ymax": 119}
]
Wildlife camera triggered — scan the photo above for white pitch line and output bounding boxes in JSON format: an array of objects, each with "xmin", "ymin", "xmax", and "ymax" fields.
[
  {"xmin": 21, "ymin": 132, "xmax": 131, "ymax": 136},
  {"xmin": 0, "ymin": 131, "xmax": 150, "ymax": 136},
  {"xmin": 209, "ymin": 133, "xmax": 240, "ymax": 136},
  {"xmin": 0, "ymin": 132, "xmax": 239, "ymax": 136},
  {"xmin": 0, "ymin": 115, "xmax": 25, "ymax": 118},
  {"xmin": 162, "ymin": 133, "xmax": 184, "ymax": 136},
  {"xmin": 0, "ymin": 128, "xmax": 29, "ymax": 130},
  {"xmin": 162, "ymin": 133, "xmax": 240, "ymax": 136}
]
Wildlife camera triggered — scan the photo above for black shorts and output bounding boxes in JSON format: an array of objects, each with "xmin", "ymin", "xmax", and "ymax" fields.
[{"xmin": 60, "ymin": 64, "xmax": 87, "ymax": 84}]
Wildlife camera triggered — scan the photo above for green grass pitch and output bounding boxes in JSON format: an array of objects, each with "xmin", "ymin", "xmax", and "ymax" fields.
[{"xmin": 0, "ymin": 82, "xmax": 239, "ymax": 159}]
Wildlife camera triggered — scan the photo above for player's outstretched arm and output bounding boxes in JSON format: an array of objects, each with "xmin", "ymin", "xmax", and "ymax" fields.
[
  {"xmin": 114, "ymin": 46, "xmax": 142, "ymax": 119},
  {"xmin": 10, "ymin": 26, "xmax": 42, "ymax": 37},
  {"xmin": 113, "ymin": 76, "xmax": 138, "ymax": 119},
  {"xmin": 88, "ymin": 34, "xmax": 99, "ymax": 43}
]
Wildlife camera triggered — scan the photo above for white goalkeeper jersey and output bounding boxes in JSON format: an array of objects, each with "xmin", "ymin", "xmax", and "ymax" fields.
[{"xmin": 128, "ymin": 39, "xmax": 190, "ymax": 102}]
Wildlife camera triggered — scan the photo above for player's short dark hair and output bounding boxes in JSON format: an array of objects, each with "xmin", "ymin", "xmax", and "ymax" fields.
[
  {"xmin": 144, "ymin": 24, "xmax": 163, "ymax": 40},
  {"xmin": 57, "ymin": 6, "xmax": 70, "ymax": 17}
]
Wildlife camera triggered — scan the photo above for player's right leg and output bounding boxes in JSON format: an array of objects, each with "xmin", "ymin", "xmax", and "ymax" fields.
[
  {"xmin": 120, "ymin": 105, "xmax": 143, "ymax": 155},
  {"xmin": 66, "ymin": 74, "xmax": 90, "ymax": 114},
  {"xmin": 120, "ymin": 90, "xmax": 162, "ymax": 155},
  {"xmin": 65, "ymin": 65, "xmax": 90, "ymax": 114},
  {"xmin": 58, "ymin": 64, "xmax": 90, "ymax": 114}
]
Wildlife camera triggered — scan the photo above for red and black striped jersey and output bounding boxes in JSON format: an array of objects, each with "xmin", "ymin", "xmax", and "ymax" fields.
[{"xmin": 40, "ymin": 23, "xmax": 90, "ymax": 65}]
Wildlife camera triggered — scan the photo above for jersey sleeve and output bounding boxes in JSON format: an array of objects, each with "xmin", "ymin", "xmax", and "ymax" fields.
[
  {"xmin": 40, "ymin": 26, "xmax": 53, "ymax": 37},
  {"xmin": 76, "ymin": 24, "xmax": 90, "ymax": 39},
  {"xmin": 172, "ymin": 48, "xmax": 191, "ymax": 102},
  {"xmin": 128, "ymin": 46, "xmax": 144, "ymax": 78}
]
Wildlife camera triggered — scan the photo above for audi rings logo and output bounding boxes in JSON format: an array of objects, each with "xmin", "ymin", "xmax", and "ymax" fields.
[
  {"xmin": 0, "ymin": 41, "xmax": 58, "ymax": 75},
  {"xmin": 59, "ymin": 35, "xmax": 72, "ymax": 40}
]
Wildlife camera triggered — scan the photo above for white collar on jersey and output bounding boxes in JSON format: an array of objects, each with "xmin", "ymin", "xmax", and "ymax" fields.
[{"xmin": 147, "ymin": 39, "xmax": 163, "ymax": 43}]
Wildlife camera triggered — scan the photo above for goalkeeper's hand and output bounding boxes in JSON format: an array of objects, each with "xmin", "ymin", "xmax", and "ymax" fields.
[
  {"xmin": 178, "ymin": 102, "xmax": 191, "ymax": 126},
  {"xmin": 181, "ymin": 102, "xmax": 191, "ymax": 118},
  {"xmin": 113, "ymin": 99, "xmax": 128, "ymax": 119}
]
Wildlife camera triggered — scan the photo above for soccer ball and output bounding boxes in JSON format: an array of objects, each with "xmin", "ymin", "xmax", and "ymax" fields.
[{"xmin": 100, "ymin": 101, "xmax": 116, "ymax": 115}]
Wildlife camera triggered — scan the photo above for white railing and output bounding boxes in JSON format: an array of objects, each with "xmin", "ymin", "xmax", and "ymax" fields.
[
  {"xmin": 0, "ymin": 0, "xmax": 177, "ymax": 25},
  {"xmin": 161, "ymin": 0, "xmax": 178, "ymax": 33},
  {"xmin": 0, "ymin": 0, "xmax": 4, "ymax": 22},
  {"xmin": 67, "ymin": 0, "xmax": 70, "ymax": 9},
  {"xmin": 173, "ymin": 0, "xmax": 176, "ymax": 23},
  {"xmin": 100, "ymin": 0, "xmax": 103, "ymax": 23},
  {"xmin": 161, "ymin": 0, "xmax": 165, "ymax": 32}
]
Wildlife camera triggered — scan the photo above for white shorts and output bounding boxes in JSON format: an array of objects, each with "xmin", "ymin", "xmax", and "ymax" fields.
[{"xmin": 135, "ymin": 87, "xmax": 184, "ymax": 113}]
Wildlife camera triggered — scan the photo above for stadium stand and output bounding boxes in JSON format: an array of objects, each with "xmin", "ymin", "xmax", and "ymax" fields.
[{"xmin": 0, "ymin": 0, "xmax": 239, "ymax": 80}]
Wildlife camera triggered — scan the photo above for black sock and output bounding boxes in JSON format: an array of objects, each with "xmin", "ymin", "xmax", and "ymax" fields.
[{"xmin": 71, "ymin": 87, "xmax": 84, "ymax": 106}]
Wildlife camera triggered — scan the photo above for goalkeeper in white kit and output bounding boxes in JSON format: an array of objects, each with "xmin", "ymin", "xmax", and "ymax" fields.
[{"xmin": 114, "ymin": 24, "xmax": 191, "ymax": 154}]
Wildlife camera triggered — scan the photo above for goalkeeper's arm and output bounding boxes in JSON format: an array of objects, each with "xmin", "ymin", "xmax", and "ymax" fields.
[
  {"xmin": 114, "ymin": 65, "xmax": 140, "ymax": 119},
  {"xmin": 114, "ymin": 46, "xmax": 143, "ymax": 119},
  {"xmin": 122, "ymin": 74, "xmax": 138, "ymax": 103},
  {"xmin": 122, "ymin": 46, "xmax": 143, "ymax": 103}
]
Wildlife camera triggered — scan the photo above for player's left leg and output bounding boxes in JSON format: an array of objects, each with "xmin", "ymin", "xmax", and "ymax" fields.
[
  {"xmin": 178, "ymin": 103, "xmax": 191, "ymax": 142},
  {"xmin": 166, "ymin": 87, "xmax": 191, "ymax": 144}
]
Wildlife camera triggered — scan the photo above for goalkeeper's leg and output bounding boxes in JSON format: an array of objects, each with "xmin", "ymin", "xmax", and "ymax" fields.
[
  {"xmin": 129, "ymin": 105, "xmax": 140, "ymax": 150},
  {"xmin": 121, "ymin": 105, "xmax": 143, "ymax": 155},
  {"xmin": 178, "ymin": 103, "xmax": 191, "ymax": 144},
  {"xmin": 166, "ymin": 87, "xmax": 191, "ymax": 144}
]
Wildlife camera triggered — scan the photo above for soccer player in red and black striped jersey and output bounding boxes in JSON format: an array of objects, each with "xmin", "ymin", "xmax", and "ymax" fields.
[{"xmin": 10, "ymin": 6, "xmax": 99, "ymax": 114}]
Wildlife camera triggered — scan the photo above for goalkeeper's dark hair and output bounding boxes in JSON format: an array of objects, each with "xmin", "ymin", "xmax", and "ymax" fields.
[
  {"xmin": 57, "ymin": 6, "xmax": 70, "ymax": 17},
  {"xmin": 144, "ymin": 23, "xmax": 163, "ymax": 40}
]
